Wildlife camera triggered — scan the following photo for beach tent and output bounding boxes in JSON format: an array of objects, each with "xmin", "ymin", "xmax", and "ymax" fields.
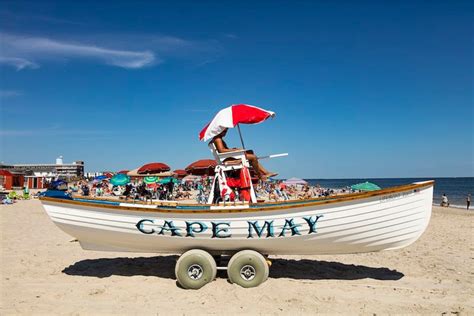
[
  {"xmin": 350, "ymin": 182, "xmax": 381, "ymax": 191},
  {"xmin": 283, "ymin": 177, "xmax": 308, "ymax": 186}
]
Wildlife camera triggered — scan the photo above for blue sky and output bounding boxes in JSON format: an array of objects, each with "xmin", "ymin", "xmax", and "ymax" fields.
[{"xmin": 0, "ymin": 0, "xmax": 472, "ymax": 178}]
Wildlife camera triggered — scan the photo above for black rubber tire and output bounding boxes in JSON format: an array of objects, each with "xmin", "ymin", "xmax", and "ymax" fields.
[
  {"xmin": 227, "ymin": 250, "xmax": 269, "ymax": 288},
  {"xmin": 175, "ymin": 249, "xmax": 217, "ymax": 289}
]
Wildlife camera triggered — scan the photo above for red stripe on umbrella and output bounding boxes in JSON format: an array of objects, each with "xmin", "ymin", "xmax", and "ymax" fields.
[{"xmin": 231, "ymin": 104, "xmax": 274, "ymax": 125}]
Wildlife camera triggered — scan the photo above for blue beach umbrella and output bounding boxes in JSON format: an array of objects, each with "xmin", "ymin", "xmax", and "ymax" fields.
[
  {"xmin": 94, "ymin": 175, "xmax": 108, "ymax": 181},
  {"xmin": 110, "ymin": 174, "xmax": 130, "ymax": 186},
  {"xmin": 158, "ymin": 177, "xmax": 179, "ymax": 184}
]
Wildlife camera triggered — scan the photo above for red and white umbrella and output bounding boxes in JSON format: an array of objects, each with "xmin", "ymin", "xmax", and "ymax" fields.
[{"xmin": 199, "ymin": 104, "xmax": 275, "ymax": 142}]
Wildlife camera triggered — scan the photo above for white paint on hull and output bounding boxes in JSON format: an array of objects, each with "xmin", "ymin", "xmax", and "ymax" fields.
[{"xmin": 41, "ymin": 183, "xmax": 433, "ymax": 255}]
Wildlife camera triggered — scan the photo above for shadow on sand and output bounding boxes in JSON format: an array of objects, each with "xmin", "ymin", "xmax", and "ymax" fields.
[{"xmin": 62, "ymin": 256, "xmax": 403, "ymax": 281}]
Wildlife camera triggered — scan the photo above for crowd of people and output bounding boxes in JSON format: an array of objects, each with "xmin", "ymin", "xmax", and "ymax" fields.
[
  {"xmin": 67, "ymin": 178, "xmax": 214, "ymax": 203},
  {"xmin": 257, "ymin": 181, "xmax": 350, "ymax": 202}
]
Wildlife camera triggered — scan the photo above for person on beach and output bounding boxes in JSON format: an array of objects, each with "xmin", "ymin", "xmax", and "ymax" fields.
[
  {"xmin": 441, "ymin": 193, "xmax": 449, "ymax": 207},
  {"xmin": 211, "ymin": 128, "xmax": 277, "ymax": 180},
  {"xmin": 467, "ymin": 194, "xmax": 471, "ymax": 210}
]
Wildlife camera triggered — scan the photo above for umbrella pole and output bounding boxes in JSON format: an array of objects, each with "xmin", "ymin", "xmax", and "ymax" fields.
[{"xmin": 237, "ymin": 124, "xmax": 246, "ymax": 149}]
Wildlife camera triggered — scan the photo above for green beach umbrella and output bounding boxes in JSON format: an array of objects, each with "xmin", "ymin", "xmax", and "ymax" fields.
[
  {"xmin": 350, "ymin": 181, "xmax": 381, "ymax": 191},
  {"xmin": 143, "ymin": 176, "xmax": 159, "ymax": 184},
  {"xmin": 158, "ymin": 177, "xmax": 179, "ymax": 184},
  {"xmin": 110, "ymin": 174, "xmax": 130, "ymax": 186}
]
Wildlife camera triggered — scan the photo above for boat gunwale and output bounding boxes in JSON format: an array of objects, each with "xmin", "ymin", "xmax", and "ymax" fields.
[{"xmin": 39, "ymin": 180, "xmax": 434, "ymax": 214}]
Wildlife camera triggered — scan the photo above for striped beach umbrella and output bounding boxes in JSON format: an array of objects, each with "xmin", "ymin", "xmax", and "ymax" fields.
[
  {"xmin": 143, "ymin": 176, "xmax": 159, "ymax": 184},
  {"xmin": 199, "ymin": 104, "xmax": 275, "ymax": 142}
]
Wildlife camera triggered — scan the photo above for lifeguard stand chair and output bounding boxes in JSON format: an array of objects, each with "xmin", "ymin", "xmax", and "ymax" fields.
[{"xmin": 207, "ymin": 142, "xmax": 257, "ymax": 204}]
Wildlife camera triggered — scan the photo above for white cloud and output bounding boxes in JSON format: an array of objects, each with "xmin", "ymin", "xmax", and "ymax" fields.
[
  {"xmin": 0, "ymin": 57, "xmax": 39, "ymax": 70},
  {"xmin": 0, "ymin": 33, "xmax": 157, "ymax": 69}
]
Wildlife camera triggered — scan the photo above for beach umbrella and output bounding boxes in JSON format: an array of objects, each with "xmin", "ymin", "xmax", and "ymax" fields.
[
  {"xmin": 94, "ymin": 175, "xmax": 108, "ymax": 181},
  {"xmin": 110, "ymin": 174, "xmax": 130, "ymax": 186},
  {"xmin": 283, "ymin": 177, "xmax": 308, "ymax": 186},
  {"xmin": 137, "ymin": 162, "xmax": 170, "ymax": 175},
  {"xmin": 182, "ymin": 175, "xmax": 201, "ymax": 182},
  {"xmin": 103, "ymin": 172, "xmax": 114, "ymax": 178},
  {"xmin": 146, "ymin": 182, "xmax": 158, "ymax": 189},
  {"xmin": 51, "ymin": 179, "xmax": 68, "ymax": 189},
  {"xmin": 185, "ymin": 159, "xmax": 217, "ymax": 176},
  {"xmin": 199, "ymin": 104, "xmax": 275, "ymax": 147},
  {"xmin": 117, "ymin": 170, "xmax": 129, "ymax": 174},
  {"xmin": 143, "ymin": 176, "xmax": 159, "ymax": 184},
  {"xmin": 159, "ymin": 177, "xmax": 179, "ymax": 185},
  {"xmin": 173, "ymin": 169, "xmax": 187, "ymax": 178},
  {"xmin": 351, "ymin": 182, "xmax": 381, "ymax": 191}
]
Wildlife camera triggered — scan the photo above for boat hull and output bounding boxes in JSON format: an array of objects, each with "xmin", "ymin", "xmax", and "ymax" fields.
[{"xmin": 40, "ymin": 181, "xmax": 433, "ymax": 255}]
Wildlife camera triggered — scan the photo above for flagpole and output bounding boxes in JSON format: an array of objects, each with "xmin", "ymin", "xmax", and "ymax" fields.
[{"xmin": 237, "ymin": 124, "xmax": 246, "ymax": 149}]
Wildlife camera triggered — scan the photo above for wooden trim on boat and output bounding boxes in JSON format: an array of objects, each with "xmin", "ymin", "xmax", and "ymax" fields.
[{"xmin": 39, "ymin": 181, "xmax": 434, "ymax": 214}]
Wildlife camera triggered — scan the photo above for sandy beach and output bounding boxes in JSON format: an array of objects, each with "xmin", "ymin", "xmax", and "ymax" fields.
[{"xmin": 1, "ymin": 199, "xmax": 472, "ymax": 315}]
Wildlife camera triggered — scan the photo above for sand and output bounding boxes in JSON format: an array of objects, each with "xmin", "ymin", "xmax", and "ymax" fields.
[{"xmin": 1, "ymin": 200, "xmax": 473, "ymax": 315}]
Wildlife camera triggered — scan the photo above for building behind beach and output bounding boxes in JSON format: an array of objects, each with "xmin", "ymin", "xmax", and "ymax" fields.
[{"xmin": 0, "ymin": 156, "xmax": 84, "ymax": 190}]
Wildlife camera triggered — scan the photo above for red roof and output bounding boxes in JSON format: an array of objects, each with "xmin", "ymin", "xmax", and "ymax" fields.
[
  {"xmin": 0, "ymin": 169, "xmax": 13, "ymax": 176},
  {"xmin": 137, "ymin": 162, "xmax": 171, "ymax": 175}
]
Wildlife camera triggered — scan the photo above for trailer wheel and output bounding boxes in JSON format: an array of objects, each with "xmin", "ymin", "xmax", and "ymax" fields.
[
  {"xmin": 175, "ymin": 249, "xmax": 217, "ymax": 289},
  {"xmin": 227, "ymin": 250, "xmax": 269, "ymax": 288}
]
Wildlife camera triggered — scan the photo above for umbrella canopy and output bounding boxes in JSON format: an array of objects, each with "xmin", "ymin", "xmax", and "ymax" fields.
[
  {"xmin": 182, "ymin": 174, "xmax": 201, "ymax": 182},
  {"xmin": 137, "ymin": 162, "xmax": 170, "ymax": 175},
  {"xmin": 199, "ymin": 104, "xmax": 275, "ymax": 141},
  {"xmin": 127, "ymin": 168, "xmax": 175, "ymax": 177},
  {"xmin": 143, "ymin": 176, "xmax": 159, "ymax": 184},
  {"xmin": 159, "ymin": 177, "xmax": 179, "ymax": 184},
  {"xmin": 185, "ymin": 159, "xmax": 217, "ymax": 176},
  {"xmin": 283, "ymin": 177, "xmax": 308, "ymax": 186},
  {"xmin": 350, "ymin": 181, "xmax": 381, "ymax": 191},
  {"xmin": 110, "ymin": 174, "xmax": 130, "ymax": 186},
  {"xmin": 94, "ymin": 175, "xmax": 108, "ymax": 181},
  {"xmin": 103, "ymin": 172, "xmax": 114, "ymax": 178},
  {"xmin": 173, "ymin": 169, "xmax": 187, "ymax": 178},
  {"xmin": 117, "ymin": 170, "xmax": 129, "ymax": 174},
  {"xmin": 51, "ymin": 179, "xmax": 67, "ymax": 188}
]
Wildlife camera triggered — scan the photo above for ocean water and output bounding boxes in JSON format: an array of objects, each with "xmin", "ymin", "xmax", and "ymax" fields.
[{"xmin": 304, "ymin": 177, "xmax": 473, "ymax": 209}]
